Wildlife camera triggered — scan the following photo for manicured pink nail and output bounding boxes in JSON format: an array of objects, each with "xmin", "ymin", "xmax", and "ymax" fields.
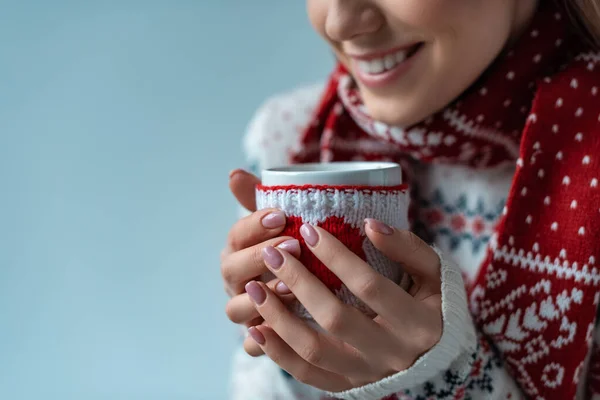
[
  {"xmin": 248, "ymin": 326, "xmax": 266, "ymax": 345},
  {"xmin": 262, "ymin": 211, "xmax": 286, "ymax": 229},
  {"xmin": 276, "ymin": 239, "xmax": 300, "ymax": 254},
  {"xmin": 262, "ymin": 246, "xmax": 284, "ymax": 270},
  {"xmin": 275, "ymin": 281, "xmax": 291, "ymax": 294},
  {"xmin": 365, "ymin": 218, "xmax": 394, "ymax": 235},
  {"xmin": 300, "ymin": 224, "xmax": 319, "ymax": 246},
  {"xmin": 245, "ymin": 281, "xmax": 266, "ymax": 305}
]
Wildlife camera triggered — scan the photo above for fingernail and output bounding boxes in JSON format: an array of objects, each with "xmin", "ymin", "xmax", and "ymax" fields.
[
  {"xmin": 245, "ymin": 281, "xmax": 266, "ymax": 305},
  {"xmin": 262, "ymin": 211, "xmax": 286, "ymax": 229},
  {"xmin": 275, "ymin": 281, "xmax": 291, "ymax": 294},
  {"xmin": 276, "ymin": 239, "xmax": 300, "ymax": 254},
  {"xmin": 365, "ymin": 218, "xmax": 394, "ymax": 235},
  {"xmin": 262, "ymin": 246, "xmax": 284, "ymax": 270},
  {"xmin": 300, "ymin": 224, "xmax": 319, "ymax": 246},
  {"xmin": 248, "ymin": 326, "xmax": 266, "ymax": 345}
]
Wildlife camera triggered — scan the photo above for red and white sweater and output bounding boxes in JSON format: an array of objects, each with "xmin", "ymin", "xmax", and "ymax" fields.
[{"xmin": 228, "ymin": 81, "xmax": 600, "ymax": 400}]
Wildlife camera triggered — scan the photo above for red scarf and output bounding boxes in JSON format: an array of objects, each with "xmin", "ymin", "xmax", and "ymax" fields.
[{"xmin": 291, "ymin": 3, "xmax": 600, "ymax": 399}]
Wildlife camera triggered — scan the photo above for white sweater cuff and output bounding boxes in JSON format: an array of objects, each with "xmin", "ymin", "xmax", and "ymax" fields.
[{"xmin": 325, "ymin": 248, "xmax": 477, "ymax": 400}]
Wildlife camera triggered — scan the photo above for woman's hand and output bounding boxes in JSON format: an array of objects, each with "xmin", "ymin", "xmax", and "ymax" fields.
[
  {"xmin": 221, "ymin": 169, "xmax": 299, "ymax": 356},
  {"xmin": 244, "ymin": 219, "xmax": 443, "ymax": 392}
]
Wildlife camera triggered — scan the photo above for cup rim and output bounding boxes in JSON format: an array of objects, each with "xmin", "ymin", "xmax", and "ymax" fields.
[
  {"xmin": 261, "ymin": 161, "xmax": 402, "ymax": 186},
  {"xmin": 263, "ymin": 161, "xmax": 400, "ymax": 174}
]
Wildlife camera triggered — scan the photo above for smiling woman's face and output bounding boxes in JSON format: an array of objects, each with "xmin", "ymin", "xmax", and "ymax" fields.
[{"xmin": 307, "ymin": 0, "xmax": 539, "ymax": 126}]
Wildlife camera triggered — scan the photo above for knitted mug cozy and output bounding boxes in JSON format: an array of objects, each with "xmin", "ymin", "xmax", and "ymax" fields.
[{"xmin": 256, "ymin": 183, "xmax": 410, "ymax": 321}]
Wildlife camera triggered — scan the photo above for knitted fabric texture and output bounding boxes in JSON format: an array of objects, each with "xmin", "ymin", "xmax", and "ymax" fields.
[
  {"xmin": 289, "ymin": 2, "xmax": 600, "ymax": 399},
  {"xmin": 256, "ymin": 184, "xmax": 410, "ymax": 320}
]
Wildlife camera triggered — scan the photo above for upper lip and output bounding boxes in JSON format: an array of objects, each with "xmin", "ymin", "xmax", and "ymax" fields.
[{"xmin": 346, "ymin": 42, "xmax": 422, "ymax": 61}]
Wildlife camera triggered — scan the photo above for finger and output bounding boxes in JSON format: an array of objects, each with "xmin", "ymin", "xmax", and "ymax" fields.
[
  {"xmin": 244, "ymin": 316, "xmax": 264, "ymax": 328},
  {"xmin": 262, "ymin": 246, "xmax": 396, "ymax": 358},
  {"xmin": 300, "ymin": 223, "xmax": 417, "ymax": 322},
  {"xmin": 226, "ymin": 209, "xmax": 286, "ymax": 253},
  {"xmin": 244, "ymin": 332, "xmax": 265, "ymax": 357},
  {"xmin": 225, "ymin": 279, "xmax": 296, "ymax": 324},
  {"xmin": 223, "ymin": 283, "xmax": 234, "ymax": 298},
  {"xmin": 248, "ymin": 325, "xmax": 351, "ymax": 392},
  {"xmin": 229, "ymin": 169, "xmax": 260, "ymax": 212},
  {"xmin": 365, "ymin": 219, "xmax": 441, "ymax": 289},
  {"xmin": 364, "ymin": 221, "xmax": 443, "ymax": 343},
  {"xmin": 246, "ymin": 281, "xmax": 369, "ymax": 377},
  {"xmin": 222, "ymin": 238, "xmax": 301, "ymax": 294}
]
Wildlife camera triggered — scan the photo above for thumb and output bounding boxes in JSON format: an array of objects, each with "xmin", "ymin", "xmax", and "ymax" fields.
[
  {"xmin": 229, "ymin": 169, "xmax": 261, "ymax": 212},
  {"xmin": 364, "ymin": 218, "xmax": 441, "ymax": 287}
]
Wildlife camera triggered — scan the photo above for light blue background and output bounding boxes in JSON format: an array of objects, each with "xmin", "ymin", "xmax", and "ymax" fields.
[{"xmin": 0, "ymin": 2, "xmax": 332, "ymax": 399}]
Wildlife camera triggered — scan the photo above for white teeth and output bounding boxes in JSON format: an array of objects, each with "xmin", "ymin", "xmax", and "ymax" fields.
[
  {"xmin": 356, "ymin": 48, "xmax": 411, "ymax": 76},
  {"xmin": 384, "ymin": 54, "xmax": 396, "ymax": 70},
  {"xmin": 358, "ymin": 61, "xmax": 374, "ymax": 74},
  {"xmin": 396, "ymin": 51, "xmax": 406, "ymax": 63},
  {"xmin": 370, "ymin": 58, "xmax": 385, "ymax": 74}
]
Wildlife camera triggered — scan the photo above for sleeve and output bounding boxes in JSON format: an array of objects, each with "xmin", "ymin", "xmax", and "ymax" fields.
[{"xmin": 324, "ymin": 249, "xmax": 526, "ymax": 400}]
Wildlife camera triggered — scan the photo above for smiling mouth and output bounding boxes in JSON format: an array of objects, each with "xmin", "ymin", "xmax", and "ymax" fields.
[{"xmin": 354, "ymin": 43, "xmax": 424, "ymax": 76}]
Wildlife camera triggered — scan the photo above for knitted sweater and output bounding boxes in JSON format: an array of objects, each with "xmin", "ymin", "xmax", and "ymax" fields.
[{"xmin": 227, "ymin": 84, "xmax": 600, "ymax": 400}]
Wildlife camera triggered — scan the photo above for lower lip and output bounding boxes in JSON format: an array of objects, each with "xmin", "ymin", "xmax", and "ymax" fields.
[{"xmin": 351, "ymin": 45, "xmax": 424, "ymax": 89}]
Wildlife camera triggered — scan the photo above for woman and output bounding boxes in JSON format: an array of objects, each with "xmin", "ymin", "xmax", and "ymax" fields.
[{"xmin": 222, "ymin": 1, "xmax": 600, "ymax": 399}]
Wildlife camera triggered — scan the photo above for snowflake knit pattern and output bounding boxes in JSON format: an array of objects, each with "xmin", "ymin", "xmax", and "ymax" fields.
[{"xmin": 290, "ymin": 2, "xmax": 600, "ymax": 399}]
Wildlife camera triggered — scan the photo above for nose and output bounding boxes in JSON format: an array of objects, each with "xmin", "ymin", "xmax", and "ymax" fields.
[{"xmin": 325, "ymin": 0, "xmax": 384, "ymax": 41}]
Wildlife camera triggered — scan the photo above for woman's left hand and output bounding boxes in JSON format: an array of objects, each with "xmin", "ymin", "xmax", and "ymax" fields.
[{"xmin": 244, "ymin": 218, "xmax": 443, "ymax": 392}]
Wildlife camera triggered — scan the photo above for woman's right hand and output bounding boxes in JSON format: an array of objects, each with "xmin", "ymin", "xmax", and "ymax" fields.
[{"xmin": 221, "ymin": 169, "xmax": 300, "ymax": 356}]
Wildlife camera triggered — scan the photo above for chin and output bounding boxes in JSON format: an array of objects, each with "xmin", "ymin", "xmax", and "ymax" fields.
[{"xmin": 362, "ymin": 96, "xmax": 432, "ymax": 128}]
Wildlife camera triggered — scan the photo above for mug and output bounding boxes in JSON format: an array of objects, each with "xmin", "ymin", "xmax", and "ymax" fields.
[{"xmin": 257, "ymin": 162, "xmax": 410, "ymax": 321}]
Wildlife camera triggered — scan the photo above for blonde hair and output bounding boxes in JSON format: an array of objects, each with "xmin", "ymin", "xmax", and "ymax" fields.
[{"xmin": 567, "ymin": 0, "xmax": 600, "ymax": 47}]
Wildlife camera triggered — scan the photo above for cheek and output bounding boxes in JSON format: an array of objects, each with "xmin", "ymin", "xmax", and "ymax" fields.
[
  {"xmin": 384, "ymin": 0, "xmax": 473, "ymax": 30},
  {"xmin": 393, "ymin": 0, "xmax": 513, "ymax": 62},
  {"xmin": 306, "ymin": 0, "xmax": 328, "ymax": 39}
]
